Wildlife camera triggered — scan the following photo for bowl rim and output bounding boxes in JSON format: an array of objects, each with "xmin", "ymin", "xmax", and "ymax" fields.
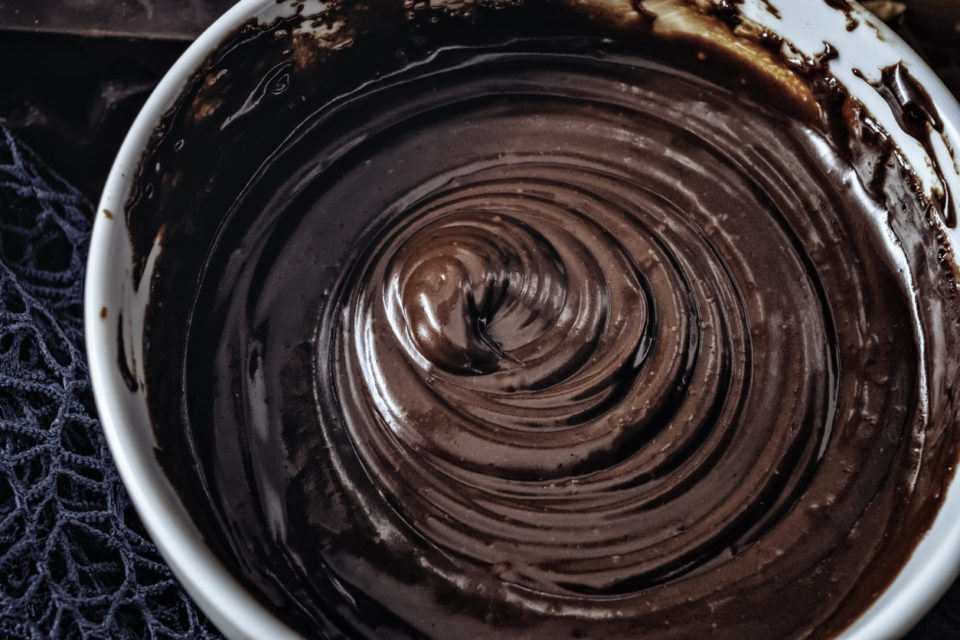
[
  {"xmin": 83, "ymin": 1, "xmax": 960, "ymax": 638},
  {"xmin": 84, "ymin": 1, "xmax": 301, "ymax": 637}
]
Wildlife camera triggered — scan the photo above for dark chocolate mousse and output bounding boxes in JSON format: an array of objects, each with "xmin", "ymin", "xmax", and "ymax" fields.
[{"xmin": 127, "ymin": 1, "xmax": 960, "ymax": 638}]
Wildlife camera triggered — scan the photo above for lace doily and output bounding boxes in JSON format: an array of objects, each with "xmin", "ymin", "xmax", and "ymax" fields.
[{"xmin": 0, "ymin": 123, "xmax": 221, "ymax": 639}]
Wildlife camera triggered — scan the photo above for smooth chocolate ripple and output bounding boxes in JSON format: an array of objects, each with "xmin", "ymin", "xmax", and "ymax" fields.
[
  {"xmin": 331, "ymin": 148, "xmax": 835, "ymax": 594},
  {"xmin": 138, "ymin": 27, "xmax": 960, "ymax": 639}
]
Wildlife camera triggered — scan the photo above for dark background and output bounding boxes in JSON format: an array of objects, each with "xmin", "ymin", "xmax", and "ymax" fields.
[{"xmin": 0, "ymin": 0, "xmax": 958, "ymax": 637}]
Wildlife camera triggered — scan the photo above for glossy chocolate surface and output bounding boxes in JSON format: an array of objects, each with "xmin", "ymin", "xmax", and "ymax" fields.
[{"xmin": 128, "ymin": 2, "xmax": 960, "ymax": 638}]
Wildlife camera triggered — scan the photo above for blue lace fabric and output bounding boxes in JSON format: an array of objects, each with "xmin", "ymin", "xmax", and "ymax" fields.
[{"xmin": 0, "ymin": 124, "xmax": 221, "ymax": 639}]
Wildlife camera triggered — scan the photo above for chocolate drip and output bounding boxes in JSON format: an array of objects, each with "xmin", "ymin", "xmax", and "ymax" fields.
[
  {"xmin": 857, "ymin": 62, "xmax": 955, "ymax": 227},
  {"xmin": 823, "ymin": 0, "xmax": 860, "ymax": 31}
]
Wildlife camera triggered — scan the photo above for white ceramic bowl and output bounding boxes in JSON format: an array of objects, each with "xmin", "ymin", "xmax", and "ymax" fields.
[{"xmin": 84, "ymin": 1, "xmax": 960, "ymax": 638}]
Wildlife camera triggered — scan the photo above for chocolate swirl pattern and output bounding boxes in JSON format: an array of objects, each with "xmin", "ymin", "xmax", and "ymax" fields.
[
  {"xmin": 332, "ymin": 149, "xmax": 836, "ymax": 595},
  {"xmin": 138, "ymin": 31, "xmax": 960, "ymax": 640}
]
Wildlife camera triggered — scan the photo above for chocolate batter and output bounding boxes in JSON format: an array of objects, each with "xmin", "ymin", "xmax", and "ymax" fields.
[{"xmin": 127, "ymin": 1, "xmax": 960, "ymax": 638}]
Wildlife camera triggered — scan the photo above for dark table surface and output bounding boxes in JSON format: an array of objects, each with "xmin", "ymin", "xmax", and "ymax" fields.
[{"xmin": 1, "ymin": 0, "xmax": 960, "ymax": 638}]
